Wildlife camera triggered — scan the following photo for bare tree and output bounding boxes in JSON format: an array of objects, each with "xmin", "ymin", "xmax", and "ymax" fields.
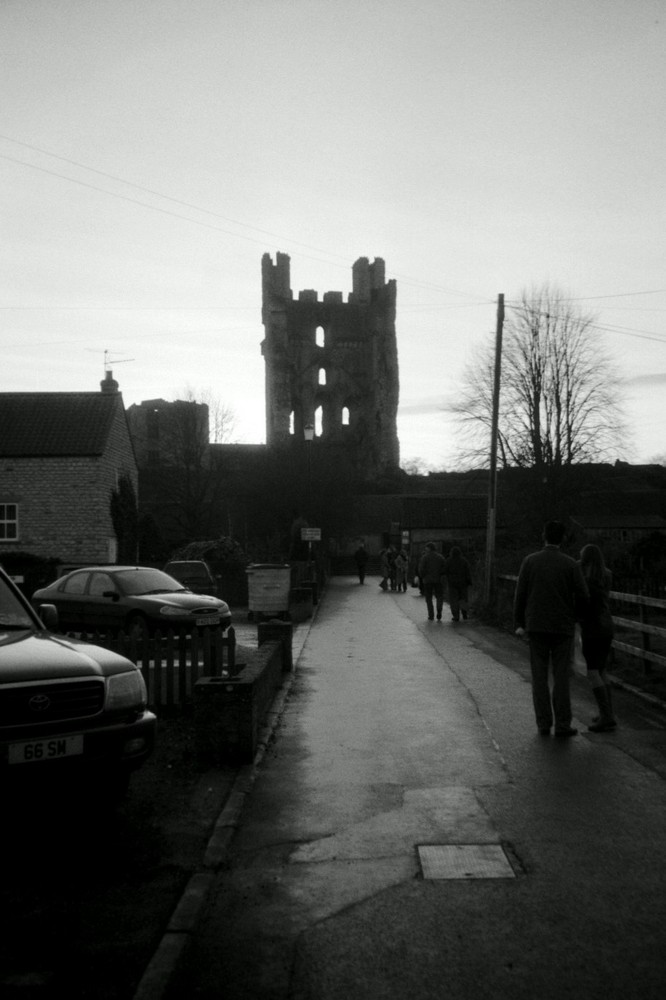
[
  {"xmin": 401, "ymin": 457, "xmax": 441, "ymax": 476},
  {"xmin": 452, "ymin": 284, "xmax": 626, "ymax": 472},
  {"xmin": 180, "ymin": 385, "xmax": 236, "ymax": 443}
]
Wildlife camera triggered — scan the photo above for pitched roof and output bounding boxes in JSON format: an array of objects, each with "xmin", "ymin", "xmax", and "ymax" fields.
[{"xmin": 0, "ymin": 392, "xmax": 120, "ymax": 457}]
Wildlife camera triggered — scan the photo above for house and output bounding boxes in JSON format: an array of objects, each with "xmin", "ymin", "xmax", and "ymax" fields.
[{"xmin": 0, "ymin": 372, "xmax": 138, "ymax": 586}]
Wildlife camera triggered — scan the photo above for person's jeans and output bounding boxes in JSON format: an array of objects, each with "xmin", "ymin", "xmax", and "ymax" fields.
[
  {"xmin": 423, "ymin": 580, "xmax": 444, "ymax": 619},
  {"xmin": 528, "ymin": 632, "xmax": 574, "ymax": 731}
]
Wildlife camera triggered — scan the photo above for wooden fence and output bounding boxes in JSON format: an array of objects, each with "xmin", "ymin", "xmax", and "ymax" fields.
[
  {"xmin": 496, "ymin": 575, "xmax": 666, "ymax": 674},
  {"xmin": 62, "ymin": 625, "xmax": 237, "ymax": 708}
]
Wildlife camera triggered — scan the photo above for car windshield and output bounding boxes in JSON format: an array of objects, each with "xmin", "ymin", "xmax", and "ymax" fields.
[
  {"xmin": 114, "ymin": 568, "xmax": 187, "ymax": 596},
  {"xmin": 0, "ymin": 577, "xmax": 36, "ymax": 630}
]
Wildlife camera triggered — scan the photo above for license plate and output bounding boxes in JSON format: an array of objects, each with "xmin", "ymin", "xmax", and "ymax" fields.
[
  {"xmin": 196, "ymin": 616, "xmax": 220, "ymax": 627},
  {"xmin": 9, "ymin": 734, "xmax": 84, "ymax": 765}
]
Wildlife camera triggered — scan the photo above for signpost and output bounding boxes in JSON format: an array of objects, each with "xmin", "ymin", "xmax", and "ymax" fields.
[
  {"xmin": 300, "ymin": 528, "xmax": 321, "ymax": 542},
  {"xmin": 301, "ymin": 527, "xmax": 320, "ymax": 586}
]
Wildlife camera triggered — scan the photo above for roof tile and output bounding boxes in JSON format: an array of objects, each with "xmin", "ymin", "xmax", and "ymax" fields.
[{"xmin": 0, "ymin": 393, "xmax": 118, "ymax": 456}]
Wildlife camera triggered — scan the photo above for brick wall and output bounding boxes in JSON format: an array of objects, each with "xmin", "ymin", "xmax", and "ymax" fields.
[{"xmin": 0, "ymin": 403, "xmax": 138, "ymax": 565}]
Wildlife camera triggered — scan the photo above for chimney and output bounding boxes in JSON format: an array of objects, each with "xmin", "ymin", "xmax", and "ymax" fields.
[{"xmin": 101, "ymin": 370, "xmax": 119, "ymax": 394}]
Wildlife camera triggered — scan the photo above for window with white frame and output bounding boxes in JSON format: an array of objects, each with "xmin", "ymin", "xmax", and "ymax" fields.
[{"xmin": 0, "ymin": 503, "xmax": 18, "ymax": 541}]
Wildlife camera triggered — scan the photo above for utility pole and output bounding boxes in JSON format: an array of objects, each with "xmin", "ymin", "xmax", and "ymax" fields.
[{"xmin": 484, "ymin": 293, "xmax": 505, "ymax": 604}]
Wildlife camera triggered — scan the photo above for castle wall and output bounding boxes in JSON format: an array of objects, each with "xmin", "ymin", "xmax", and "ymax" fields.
[{"xmin": 261, "ymin": 253, "xmax": 400, "ymax": 480}]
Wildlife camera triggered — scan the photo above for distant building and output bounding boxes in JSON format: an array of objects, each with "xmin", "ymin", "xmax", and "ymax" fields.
[
  {"xmin": 0, "ymin": 372, "xmax": 138, "ymax": 580},
  {"xmin": 126, "ymin": 397, "xmax": 210, "ymax": 468}
]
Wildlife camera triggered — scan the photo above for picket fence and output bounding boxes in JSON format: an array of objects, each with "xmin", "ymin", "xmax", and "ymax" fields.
[{"xmin": 64, "ymin": 625, "xmax": 237, "ymax": 708}]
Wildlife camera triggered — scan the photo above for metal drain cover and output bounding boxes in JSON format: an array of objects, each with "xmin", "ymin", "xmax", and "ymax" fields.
[{"xmin": 418, "ymin": 844, "xmax": 516, "ymax": 880}]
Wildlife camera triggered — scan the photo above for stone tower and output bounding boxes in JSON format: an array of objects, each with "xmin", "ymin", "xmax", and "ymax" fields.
[{"xmin": 261, "ymin": 252, "xmax": 400, "ymax": 479}]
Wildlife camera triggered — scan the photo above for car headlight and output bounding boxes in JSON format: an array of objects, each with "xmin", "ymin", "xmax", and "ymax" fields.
[
  {"xmin": 159, "ymin": 605, "xmax": 187, "ymax": 616},
  {"xmin": 106, "ymin": 670, "xmax": 147, "ymax": 710}
]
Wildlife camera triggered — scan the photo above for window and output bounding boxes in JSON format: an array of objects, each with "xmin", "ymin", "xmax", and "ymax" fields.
[
  {"xmin": 318, "ymin": 368, "xmax": 326, "ymax": 385},
  {"xmin": 316, "ymin": 325, "xmax": 325, "ymax": 348},
  {"xmin": 89, "ymin": 573, "xmax": 116, "ymax": 597},
  {"xmin": 61, "ymin": 572, "xmax": 90, "ymax": 595},
  {"xmin": 342, "ymin": 407, "xmax": 350, "ymax": 426},
  {"xmin": 0, "ymin": 504, "xmax": 18, "ymax": 541}
]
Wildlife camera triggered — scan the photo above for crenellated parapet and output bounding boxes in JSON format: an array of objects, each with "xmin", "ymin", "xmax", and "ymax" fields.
[{"xmin": 260, "ymin": 252, "xmax": 400, "ymax": 480}]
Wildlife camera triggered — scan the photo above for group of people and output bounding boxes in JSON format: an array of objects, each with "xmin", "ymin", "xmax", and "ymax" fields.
[
  {"xmin": 355, "ymin": 542, "xmax": 474, "ymax": 622},
  {"xmin": 374, "ymin": 544, "xmax": 409, "ymax": 592},
  {"xmin": 514, "ymin": 519, "xmax": 617, "ymax": 737},
  {"xmin": 417, "ymin": 542, "xmax": 473, "ymax": 622},
  {"xmin": 356, "ymin": 522, "xmax": 618, "ymax": 739}
]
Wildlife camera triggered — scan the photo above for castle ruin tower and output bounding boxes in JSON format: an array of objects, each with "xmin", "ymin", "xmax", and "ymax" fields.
[{"xmin": 260, "ymin": 252, "xmax": 400, "ymax": 480}]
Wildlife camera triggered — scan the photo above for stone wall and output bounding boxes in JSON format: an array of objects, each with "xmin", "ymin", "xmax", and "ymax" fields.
[
  {"xmin": 194, "ymin": 636, "xmax": 288, "ymax": 764},
  {"xmin": 260, "ymin": 252, "xmax": 400, "ymax": 481},
  {"xmin": 1, "ymin": 402, "xmax": 137, "ymax": 566}
]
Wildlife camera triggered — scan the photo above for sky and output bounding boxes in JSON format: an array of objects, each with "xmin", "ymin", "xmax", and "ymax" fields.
[{"xmin": 1, "ymin": 0, "xmax": 665, "ymax": 469}]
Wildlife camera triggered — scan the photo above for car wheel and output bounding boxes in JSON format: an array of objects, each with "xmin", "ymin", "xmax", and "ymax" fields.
[{"xmin": 127, "ymin": 613, "xmax": 149, "ymax": 642}]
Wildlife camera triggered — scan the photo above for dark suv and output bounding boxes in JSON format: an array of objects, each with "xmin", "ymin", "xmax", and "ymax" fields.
[
  {"xmin": 0, "ymin": 565, "xmax": 156, "ymax": 800},
  {"xmin": 163, "ymin": 559, "xmax": 221, "ymax": 597}
]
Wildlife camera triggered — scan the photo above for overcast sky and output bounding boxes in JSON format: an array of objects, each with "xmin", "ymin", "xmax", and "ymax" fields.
[{"xmin": 2, "ymin": 0, "xmax": 665, "ymax": 468}]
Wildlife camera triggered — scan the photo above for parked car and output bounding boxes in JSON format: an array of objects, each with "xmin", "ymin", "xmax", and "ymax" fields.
[
  {"xmin": 32, "ymin": 566, "xmax": 232, "ymax": 637},
  {"xmin": 163, "ymin": 559, "xmax": 220, "ymax": 598},
  {"xmin": 0, "ymin": 564, "xmax": 156, "ymax": 798}
]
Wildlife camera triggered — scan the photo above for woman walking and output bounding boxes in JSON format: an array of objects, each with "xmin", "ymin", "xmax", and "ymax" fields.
[
  {"xmin": 579, "ymin": 544, "xmax": 617, "ymax": 732},
  {"xmin": 444, "ymin": 546, "xmax": 473, "ymax": 622}
]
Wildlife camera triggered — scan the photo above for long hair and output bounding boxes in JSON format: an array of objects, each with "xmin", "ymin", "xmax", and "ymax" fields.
[{"xmin": 579, "ymin": 544, "xmax": 611, "ymax": 588}]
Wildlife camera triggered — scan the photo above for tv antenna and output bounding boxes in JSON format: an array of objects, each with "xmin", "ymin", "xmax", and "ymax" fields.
[
  {"xmin": 103, "ymin": 349, "xmax": 135, "ymax": 371},
  {"xmin": 84, "ymin": 348, "xmax": 136, "ymax": 372}
]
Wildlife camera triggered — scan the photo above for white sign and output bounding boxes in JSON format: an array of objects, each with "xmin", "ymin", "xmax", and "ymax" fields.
[{"xmin": 301, "ymin": 528, "xmax": 321, "ymax": 541}]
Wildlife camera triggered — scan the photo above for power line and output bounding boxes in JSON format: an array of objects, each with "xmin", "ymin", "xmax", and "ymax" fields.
[
  {"xmin": 0, "ymin": 133, "xmax": 356, "ymax": 264},
  {"xmin": 2, "ymin": 134, "xmax": 666, "ymax": 314}
]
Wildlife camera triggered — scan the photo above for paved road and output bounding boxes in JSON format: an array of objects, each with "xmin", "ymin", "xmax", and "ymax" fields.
[{"xmin": 165, "ymin": 576, "xmax": 666, "ymax": 1000}]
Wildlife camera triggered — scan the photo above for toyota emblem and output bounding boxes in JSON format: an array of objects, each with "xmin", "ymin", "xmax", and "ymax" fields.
[{"xmin": 28, "ymin": 694, "xmax": 51, "ymax": 712}]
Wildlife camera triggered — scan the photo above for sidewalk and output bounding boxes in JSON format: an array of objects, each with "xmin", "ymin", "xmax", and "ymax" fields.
[{"xmin": 159, "ymin": 577, "xmax": 666, "ymax": 999}]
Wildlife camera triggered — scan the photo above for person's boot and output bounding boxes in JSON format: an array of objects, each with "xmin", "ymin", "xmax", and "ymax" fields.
[
  {"xmin": 591, "ymin": 683, "xmax": 617, "ymax": 726},
  {"xmin": 589, "ymin": 686, "xmax": 617, "ymax": 732}
]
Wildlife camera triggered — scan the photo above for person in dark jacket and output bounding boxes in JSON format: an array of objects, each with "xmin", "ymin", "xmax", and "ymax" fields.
[
  {"xmin": 579, "ymin": 544, "xmax": 617, "ymax": 732},
  {"xmin": 444, "ymin": 546, "xmax": 473, "ymax": 621},
  {"xmin": 378, "ymin": 548, "xmax": 390, "ymax": 591},
  {"xmin": 418, "ymin": 542, "xmax": 446, "ymax": 621},
  {"xmin": 354, "ymin": 542, "xmax": 369, "ymax": 585},
  {"xmin": 514, "ymin": 520, "xmax": 589, "ymax": 737}
]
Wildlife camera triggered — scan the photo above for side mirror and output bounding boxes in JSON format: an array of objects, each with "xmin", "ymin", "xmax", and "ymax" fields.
[{"xmin": 39, "ymin": 603, "xmax": 59, "ymax": 631}]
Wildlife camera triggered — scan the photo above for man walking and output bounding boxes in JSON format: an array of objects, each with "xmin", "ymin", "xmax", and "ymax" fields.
[
  {"xmin": 418, "ymin": 542, "xmax": 446, "ymax": 621},
  {"xmin": 354, "ymin": 542, "xmax": 369, "ymax": 584},
  {"xmin": 514, "ymin": 520, "xmax": 589, "ymax": 737}
]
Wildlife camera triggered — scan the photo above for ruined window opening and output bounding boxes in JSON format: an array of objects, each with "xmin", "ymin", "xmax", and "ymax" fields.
[
  {"xmin": 315, "ymin": 406, "xmax": 323, "ymax": 437},
  {"xmin": 342, "ymin": 406, "xmax": 350, "ymax": 426},
  {"xmin": 316, "ymin": 325, "xmax": 325, "ymax": 348},
  {"xmin": 318, "ymin": 368, "xmax": 326, "ymax": 386}
]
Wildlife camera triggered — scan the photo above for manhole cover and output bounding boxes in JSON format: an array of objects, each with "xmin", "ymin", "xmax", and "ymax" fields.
[{"xmin": 418, "ymin": 844, "xmax": 516, "ymax": 880}]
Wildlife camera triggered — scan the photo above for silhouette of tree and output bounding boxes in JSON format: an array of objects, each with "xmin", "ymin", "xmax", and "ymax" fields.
[{"xmin": 453, "ymin": 284, "xmax": 626, "ymax": 472}]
